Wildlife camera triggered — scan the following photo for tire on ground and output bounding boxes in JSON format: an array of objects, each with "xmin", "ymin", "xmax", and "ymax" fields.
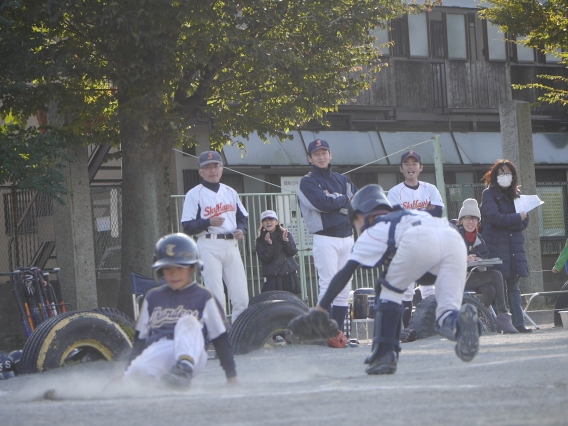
[
  {"xmin": 553, "ymin": 281, "xmax": 568, "ymax": 326},
  {"xmin": 408, "ymin": 294, "xmax": 497, "ymax": 339},
  {"xmin": 229, "ymin": 300, "xmax": 309, "ymax": 355},
  {"xmin": 19, "ymin": 311, "xmax": 133, "ymax": 374},
  {"xmin": 91, "ymin": 307, "xmax": 136, "ymax": 344},
  {"xmin": 248, "ymin": 290, "xmax": 307, "ymax": 307}
]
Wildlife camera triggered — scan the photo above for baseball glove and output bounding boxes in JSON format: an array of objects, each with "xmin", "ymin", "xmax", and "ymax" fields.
[{"xmin": 286, "ymin": 309, "xmax": 339, "ymax": 343}]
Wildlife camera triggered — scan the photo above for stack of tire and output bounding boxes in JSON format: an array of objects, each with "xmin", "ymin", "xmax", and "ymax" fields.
[
  {"xmin": 408, "ymin": 294, "xmax": 498, "ymax": 339},
  {"xmin": 229, "ymin": 291, "xmax": 309, "ymax": 355},
  {"xmin": 19, "ymin": 308, "xmax": 135, "ymax": 374}
]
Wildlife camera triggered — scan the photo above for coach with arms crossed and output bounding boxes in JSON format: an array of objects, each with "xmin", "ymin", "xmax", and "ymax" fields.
[
  {"xmin": 181, "ymin": 151, "xmax": 249, "ymax": 322},
  {"xmin": 297, "ymin": 139, "xmax": 357, "ymax": 347}
]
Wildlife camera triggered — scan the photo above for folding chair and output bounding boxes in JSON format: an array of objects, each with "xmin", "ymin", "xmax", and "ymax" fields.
[{"xmin": 130, "ymin": 272, "xmax": 163, "ymax": 320}]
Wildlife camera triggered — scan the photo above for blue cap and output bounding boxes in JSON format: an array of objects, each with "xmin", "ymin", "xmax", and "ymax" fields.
[
  {"xmin": 400, "ymin": 150, "xmax": 421, "ymax": 164},
  {"xmin": 307, "ymin": 139, "xmax": 330, "ymax": 155},
  {"xmin": 198, "ymin": 151, "xmax": 223, "ymax": 168}
]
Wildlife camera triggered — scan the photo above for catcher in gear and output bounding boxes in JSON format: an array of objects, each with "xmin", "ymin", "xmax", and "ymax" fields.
[{"xmin": 288, "ymin": 184, "xmax": 481, "ymax": 375}]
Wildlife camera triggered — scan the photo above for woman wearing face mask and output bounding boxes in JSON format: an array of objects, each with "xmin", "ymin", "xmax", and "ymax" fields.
[
  {"xmin": 456, "ymin": 199, "xmax": 518, "ymax": 333},
  {"xmin": 255, "ymin": 210, "xmax": 301, "ymax": 295},
  {"xmin": 481, "ymin": 160, "xmax": 532, "ymax": 333}
]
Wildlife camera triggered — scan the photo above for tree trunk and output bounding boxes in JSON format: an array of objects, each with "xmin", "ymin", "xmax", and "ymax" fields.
[{"xmin": 117, "ymin": 113, "xmax": 173, "ymax": 318}]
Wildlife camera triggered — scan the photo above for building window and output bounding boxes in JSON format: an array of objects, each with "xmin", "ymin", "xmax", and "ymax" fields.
[
  {"xmin": 390, "ymin": 17, "xmax": 408, "ymax": 57},
  {"xmin": 429, "ymin": 16, "xmax": 445, "ymax": 59},
  {"xmin": 546, "ymin": 48, "xmax": 563, "ymax": 64},
  {"xmin": 408, "ymin": 13, "xmax": 429, "ymax": 57},
  {"xmin": 446, "ymin": 14, "xmax": 467, "ymax": 59},
  {"xmin": 370, "ymin": 26, "xmax": 390, "ymax": 56},
  {"xmin": 183, "ymin": 169, "xmax": 200, "ymax": 194},
  {"xmin": 516, "ymin": 37, "xmax": 535, "ymax": 62},
  {"xmin": 486, "ymin": 23, "xmax": 507, "ymax": 60}
]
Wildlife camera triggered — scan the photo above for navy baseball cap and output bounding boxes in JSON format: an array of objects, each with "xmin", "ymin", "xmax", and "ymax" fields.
[
  {"xmin": 400, "ymin": 150, "xmax": 421, "ymax": 164},
  {"xmin": 307, "ymin": 139, "xmax": 330, "ymax": 155},
  {"xmin": 198, "ymin": 151, "xmax": 223, "ymax": 168}
]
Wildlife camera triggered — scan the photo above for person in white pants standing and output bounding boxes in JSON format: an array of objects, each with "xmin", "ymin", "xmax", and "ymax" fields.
[
  {"xmin": 181, "ymin": 151, "xmax": 249, "ymax": 323},
  {"xmin": 297, "ymin": 139, "xmax": 357, "ymax": 348},
  {"xmin": 387, "ymin": 150, "xmax": 445, "ymax": 330}
]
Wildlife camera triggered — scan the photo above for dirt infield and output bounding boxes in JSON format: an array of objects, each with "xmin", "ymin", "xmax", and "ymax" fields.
[{"xmin": 1, "ymin": 315, "xmax": 567, "ymax": 426}]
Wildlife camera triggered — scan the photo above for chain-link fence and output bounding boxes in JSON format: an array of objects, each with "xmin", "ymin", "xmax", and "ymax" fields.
[{"xmin": 91, "ymin": 186, "xmax": 122, "ymax": 272}]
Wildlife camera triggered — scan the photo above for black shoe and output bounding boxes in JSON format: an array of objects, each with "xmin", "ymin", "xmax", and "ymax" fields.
[
  {"xmin": 454, "ymin": 304, "xmax": 480, "ymax": 363},
  {"xmin": 365, "ymin": 351, "xmax": 398, "ymax": 375},
  {"xmin": 515, "ymin": 325, "xmax": 533, "ymax": 333},
  {"xmin": 162, "ymin": 361, "xmax": 193, "ymax": 389}
]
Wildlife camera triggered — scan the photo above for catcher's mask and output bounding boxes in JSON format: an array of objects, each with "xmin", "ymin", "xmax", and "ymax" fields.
[
  {"xmin": 152, "ymin": 233, "xmax": 203, "ymax": 282},
  {"xmin": 348, "ymin": 184, "xmax": 393, "ymax": 225}
]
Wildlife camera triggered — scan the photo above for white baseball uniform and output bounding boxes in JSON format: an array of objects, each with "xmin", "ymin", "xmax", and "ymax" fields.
[
  {"xmin": 181, "ymin": 182, "xmax": 249, "ymax": 322},
  {"xmin": 124, "ymin": 282, "xmax": 235, "ymax": 381},
  {"xmin": 388, "ymin": 182, "xmax": 445, "ymax": 300},
  {"xmin": 348, "ymin": 211, "xmax": 466, "ymax": 323}
]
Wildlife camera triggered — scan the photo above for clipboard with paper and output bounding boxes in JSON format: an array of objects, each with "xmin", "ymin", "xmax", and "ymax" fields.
[{"xmin": 514, "ymin": 194, "xmax": 544, "ymax": 213}]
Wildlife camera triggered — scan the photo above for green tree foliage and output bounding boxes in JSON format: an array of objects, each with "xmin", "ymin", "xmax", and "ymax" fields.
[
  {"xmin": 480, "ymin": 0, "xmax": 568, "ymax": 106},
  {"xmin": 1, "ymin": 0, "xmax": 417, "ymax": 314},
  {"xmin": 0, "ymin": 125, "xmax": 69, "ymax": 200}
]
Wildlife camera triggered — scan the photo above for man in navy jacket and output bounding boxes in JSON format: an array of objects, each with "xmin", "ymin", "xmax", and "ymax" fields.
[{"xmin": 297, "ymin": 139, "xmax": 357, "ymax": 346}]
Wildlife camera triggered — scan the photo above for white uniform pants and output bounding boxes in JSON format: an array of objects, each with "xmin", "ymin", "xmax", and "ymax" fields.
[
  {"xmin": 197, "ymin": 237, "xmax": 249, "ymax": 322},
  {"xmin": 313, "ymin": 234, "xmax": 354, "ymax": 307},
  {"xmin": 379, "ymin": 225, "xmax": 467, "ymax": 323},
  {"xmin": 402, "ymin": 283, "xmax": 436, "ymax": 302},
  {"xmin": 124, "ymin": 315, "xmax": 207, "ymax": 381}
]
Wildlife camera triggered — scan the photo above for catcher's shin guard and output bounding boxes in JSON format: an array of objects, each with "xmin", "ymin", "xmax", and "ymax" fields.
[{"xmin": 364, "ymin": 299, "xmax": 404, "ymax": 374}]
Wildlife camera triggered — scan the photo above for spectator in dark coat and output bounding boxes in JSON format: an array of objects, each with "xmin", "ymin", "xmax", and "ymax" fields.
[
  {"xmin": 481, "ymin": 159, "xmax": 532, "ymax": 333},
  {"xmin": 255, "ymin": 210, "xmax": 301, "ymax": 295}
]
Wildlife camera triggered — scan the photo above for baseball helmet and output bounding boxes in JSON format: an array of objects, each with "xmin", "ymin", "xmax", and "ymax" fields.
[
  {"xmin": 0, "ymin": 352, "xmax": 15, "ymax": 380},
  {"xmin": 348, "ymin": 184, "xmax": 392, "ymax": 223},
  {"xmin": 152, "ymin": 233, "xmax": 202, "ymax": 282},
  {"xmin": 9, "ymin": 349, "xmax": 22, "ymax": 372}
]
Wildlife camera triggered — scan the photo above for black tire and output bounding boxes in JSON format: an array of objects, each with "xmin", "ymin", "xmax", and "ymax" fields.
[
  {"xmin": 91, "ymin": 308, "xmax": 136, "ymax": 342},
  {"xmin": 408, "ymin": 294, "xmax": 497, "ymax": 340},
  {"xmin": 229, "ymin": 300, "xmax": 309, "ymax": 355},
  {"xmin": 19, "ymin": 311, "xmax": 133, "ymax": 374},
  {"xmin": 248, "ymin": 290, "xmax": 307, "ymax": 307},
  {"xmin": 553, "ymin": 281, "xmax": 568, "ymax": 326}
]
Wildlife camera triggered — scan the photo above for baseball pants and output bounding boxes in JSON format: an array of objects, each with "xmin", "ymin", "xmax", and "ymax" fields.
[
  {"xmin": 313, "ymin": 234, "xmax": 354, "ymax": 307},
  {"xmin": 124, "ymin": 315, "xmax": 207, "ymax": 381},
  {"xmin": 402, "ymin": 282, "xmax": 436, "ymax": 302},
  {"xmin": 197, "ymin": 237, "xmax": 249, "ymax": 322},
  {"xmin": 379, "ymin": 225, "xmax": 467, "ymax": 324}
]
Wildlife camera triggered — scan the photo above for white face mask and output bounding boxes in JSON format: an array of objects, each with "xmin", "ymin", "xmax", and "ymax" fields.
[{"xmin": 497, "ymin": 174, "xmax": 513, "ymax": 188}]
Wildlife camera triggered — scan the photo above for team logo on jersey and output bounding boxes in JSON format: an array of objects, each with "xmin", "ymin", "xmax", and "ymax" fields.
[
  {"xmin": 204, "ymin": 202, "xmax": 236, "ymax": 217},
  {"xmin": 166, "ymin": 244, "xmax": 176, "ymax": 256},
  {"xmin": 402, "ymin": 200, "xmax": 429, "ymax": 210},
  {"xmin": 149, "ymin": 305, "xmax": 199, "ymax": 328}
]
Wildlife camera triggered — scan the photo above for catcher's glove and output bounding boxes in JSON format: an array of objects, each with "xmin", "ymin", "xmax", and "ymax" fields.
[{"xmin": 286, "ymin": 309, "xmax": 339, "ymax": 343}]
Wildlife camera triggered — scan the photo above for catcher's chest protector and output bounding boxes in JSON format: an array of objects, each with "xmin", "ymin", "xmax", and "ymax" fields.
[{"xmin": 370, "ymin": 208, "xmax": 416, "ymax": 270}]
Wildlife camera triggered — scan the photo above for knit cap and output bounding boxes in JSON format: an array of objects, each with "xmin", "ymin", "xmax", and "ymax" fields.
[{"xmin": 459, "ymin": 198, "xmax": 481, "ymax": 220}]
